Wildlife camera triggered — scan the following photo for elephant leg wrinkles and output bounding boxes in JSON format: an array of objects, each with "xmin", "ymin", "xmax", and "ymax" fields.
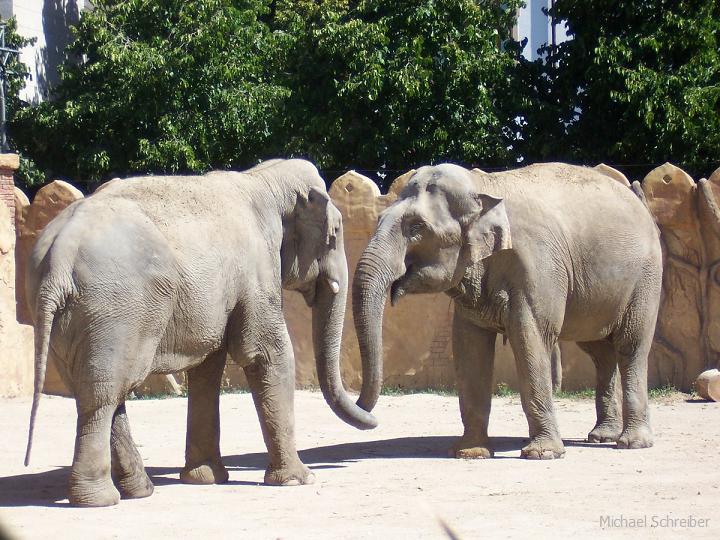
[
  {"xmin": 70, "ymin": 399, "xmax": 121, "ymax": 507},
  {"xmin": 242, "ymin": 326, "xmax": 314, "ymax": 486},
  {"xmin": 577, "ymin": 340, "xmax": 622, "ymax": 443},
  {"xmin": 111, "ymin": 402, "xmax": 154, "ymax": 498},
  {"xmin": 507, "ymin": 305, "xmax": 565, "ymax": 460},
  {"xmin": 615, "ymin": 343, "xmax": 653, "ymax": 449},
  {"xmin": 613, "ymin": 283, "xmax": 657, "ymax": 450},
  {"xmin": 451, "ymin": 313, "xmax": 496, "ymax": 459},
  {"xmin": 181, "ymin": 349, "xmax": 229, "ymax": 485}
]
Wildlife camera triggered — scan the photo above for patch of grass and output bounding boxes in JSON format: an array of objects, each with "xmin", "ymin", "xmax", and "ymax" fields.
[
  {"xmin": 648, "ymin": 384, "xmax": 678, "ymax": 399},
  {"xmin": 494, "ymin": 382, "xmax": 517, "ymax": 397},
  {"xmin": 555, "ymin": 388, "xmax": 595, "ymax": 400},
  {"xmin": 220, "ymin": 387, "xmax": 251, "ymax": 395},
  {"xmin": 128, "ymin": 385, "xmax": 251, "ymax": 400},
  {"xmin": 380, "ymin": 385, "xmax": 457, "ymax": 397},
  {"xmin": 128, "ymin": 390, "xmax": 186, "ymax": 400}
]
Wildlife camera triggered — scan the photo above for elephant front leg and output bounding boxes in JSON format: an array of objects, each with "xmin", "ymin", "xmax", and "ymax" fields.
[
  {"xmin": 451, "ymin": 314, "xmax": 496, "ymax": 459},
  {"xmin": 69, "ymin": 402, "xmax": 121, "ymax": 507},
  {"xmin": 508, "ymin": 314, "xmax": 565, "ymax": 460},
  {"xmin": 111, "ymin": 402, "xmax": 154, "ymax": 498},
  {"xmin": 243, "ymin": 340, "xmax": 314, "ymax": 486},
  {"xmin": 180, "ymin": 350, "xmax": 229, "ymax": 485}
]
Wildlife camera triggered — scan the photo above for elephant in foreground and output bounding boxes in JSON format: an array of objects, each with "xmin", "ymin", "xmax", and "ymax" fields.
[
  {"xmin": 24, "ymin": 159, "xmax": 376, "ymax": 507},
  {"xmin": 353, "ymin": 163, "xmax": 661, "ymax": 459}
]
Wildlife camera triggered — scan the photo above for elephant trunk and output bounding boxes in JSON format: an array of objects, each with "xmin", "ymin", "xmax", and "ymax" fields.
[
  {"xmin": 352, "ymin": 216, "xmax": 407, "ymax": 412},
  {"xmin": 313, "ymin": 245, "xmax": 378, "ymax": 430}
]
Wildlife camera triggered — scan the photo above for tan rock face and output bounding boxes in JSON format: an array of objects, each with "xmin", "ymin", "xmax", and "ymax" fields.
[
  {"xmin": 14, "ymin": 181, "xmax": 85, "ymax": 397},
  {"xmin": 0, "ymin": 202, "xmax": 34, "ymax": 398},
  {"xmin": 695, "ymin": 369, "xmax": 720, "ymax": 401},
  {"xmin": 13, "ymin": 163, "xmax": 719, "ymax": 398},
  {"xmin": 14, "ymin": 187, "xmax": 31, "ymax": 325},
  {"xmin": 640, "ymin": 164, "xmax": 720, "ymax": 389}
]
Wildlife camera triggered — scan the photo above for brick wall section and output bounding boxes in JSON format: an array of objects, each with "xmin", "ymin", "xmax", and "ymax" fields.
[{"xmin": 0, "ymin": 154, "xmax": 19, "ymax": 229}]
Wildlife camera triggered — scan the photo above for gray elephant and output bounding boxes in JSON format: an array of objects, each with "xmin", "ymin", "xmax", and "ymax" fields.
[
  {"xmin": 352, "ymin": 163, "xmax": 661, "ymax": 460},
  {"xmin": 23, "ymin": 158, "xmax": 376, "ymax": 507}
]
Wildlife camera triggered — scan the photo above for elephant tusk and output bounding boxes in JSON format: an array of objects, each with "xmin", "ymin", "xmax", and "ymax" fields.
[{"xmin": 328, "ymin": 279, "xmax": 340, "ymax": 294}]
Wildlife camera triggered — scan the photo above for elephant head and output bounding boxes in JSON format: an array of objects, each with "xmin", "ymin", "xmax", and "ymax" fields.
[
  {"xmin": 282, "ymin": 181, "xmax": 377, "ymax": 430},
  {"xmin": 352, "ymin": 164, "xmax": 512, "ymax": 412}
]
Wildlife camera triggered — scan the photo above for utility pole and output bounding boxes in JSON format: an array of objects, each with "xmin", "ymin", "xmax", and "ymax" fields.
[{"xmin": 0, "ymin": 23, "xmax": 20, "ymax": 152}]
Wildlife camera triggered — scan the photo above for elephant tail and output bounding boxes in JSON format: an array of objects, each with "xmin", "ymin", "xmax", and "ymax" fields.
[{"xmin": 24, "ymin": 299, "xmax": 58, "ymax": 466}]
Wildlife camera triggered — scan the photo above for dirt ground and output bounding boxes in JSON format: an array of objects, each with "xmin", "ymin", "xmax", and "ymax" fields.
[{"xmin": 1, "ymin": 390, "xmax": 718, "ymax": 539}]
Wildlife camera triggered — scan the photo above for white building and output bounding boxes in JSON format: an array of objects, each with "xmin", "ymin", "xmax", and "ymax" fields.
[
  {"xmin": 0, "ymin": 0, "xmax": 92, "ymax": 103},
  {"xmin": 516, "ymin": 0, "xmax": 569, "ymax": 61}
]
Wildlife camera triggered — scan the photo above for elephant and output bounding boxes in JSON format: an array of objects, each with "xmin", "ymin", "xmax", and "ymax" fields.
[
  {"xmin": 352, "ymin": 162, "xmax": 661, "ymax": 460},
  {"xmin": 23, "ymin": 158, "xmax": 376, "ymax": 507}
]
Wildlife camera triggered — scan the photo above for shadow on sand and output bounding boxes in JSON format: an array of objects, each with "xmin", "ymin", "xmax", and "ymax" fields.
[{"xmin": 0, "ymin": 435, "xmax": 613, "ymax": 508}]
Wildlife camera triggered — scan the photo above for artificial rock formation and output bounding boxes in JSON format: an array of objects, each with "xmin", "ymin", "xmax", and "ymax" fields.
[
  {"xmin": 642, "ymin": 164, "xmax": 720, "ymax": 389},
  {"xmin": 0, "ymin": 155, "xmax": 34, "ymax": 398},
  {"xmin": 11, "ymin": 163, "xmax": 720, "ymax": 397},
  {"xmin": 695, "ymin": 369, "xmax": 720, "ymax": 401},
  {"xmin": 14, "ymin": 181, "xmax": 84, "ymax": 397}
]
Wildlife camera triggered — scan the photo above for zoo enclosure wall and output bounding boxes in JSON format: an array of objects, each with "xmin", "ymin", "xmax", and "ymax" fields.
[{"xmin": 2, "ymin": 158, "xmax": 719, "ymax": 398}]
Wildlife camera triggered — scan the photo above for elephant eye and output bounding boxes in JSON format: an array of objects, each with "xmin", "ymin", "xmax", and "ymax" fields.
[{"xmin": 408, "ymin": 221, "xmax": 426, "ymax": 241}]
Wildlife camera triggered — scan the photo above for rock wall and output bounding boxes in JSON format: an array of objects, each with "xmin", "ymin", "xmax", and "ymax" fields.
[
  {"xmin": 10, "ymin": 162, "xmax": 720, "ymax": 397},
  {"xmin": 642, "ymin": 164, "xmax": 720, "ymax": 389},
  {"xmin": 0, "ymin": 155, "xmax": 34, "ymax": 398}
]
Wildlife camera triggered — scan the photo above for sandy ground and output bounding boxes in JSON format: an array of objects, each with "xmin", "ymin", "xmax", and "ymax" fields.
[{"xmin": 1, "ymin": 390, "xmax": 719, "ymax": 539}]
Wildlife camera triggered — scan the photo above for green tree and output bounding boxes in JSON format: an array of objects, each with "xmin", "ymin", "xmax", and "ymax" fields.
[
  {"xmin": 13, "ymin": 0, "xmax": 524, "ymax": 187},
  {"xmin": 12, "ymin": 0, "xmax": 288, "ymax": 185},
  {"xmin": 274, "ymin": 0, "xmax": 523, "ymax": 180},
  {"xmin": 517, "ymin": 0, "xmax": 720, "ymax": 179},
  {"xmin": 0, "ymin": 17, "xmax": 43, "ymax": 188}
]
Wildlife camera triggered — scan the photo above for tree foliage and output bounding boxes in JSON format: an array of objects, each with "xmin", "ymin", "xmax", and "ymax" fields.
[
  {"xmin": 12, "ymin": 0, "xmax": 288, "ymax": 184},
  {"xmin": 11, "ymin": 0, "xmax": 522, "ymax": 185},
  {"xmin": 1, "ymin": 18, "xmax": 34, "ymax": 119},
  {"xmin": 274, "ymin": 0, "xmax": 523, "ymax": 176},
  {"xmin": 517, "ymin": 0, "xmax": 720, "ymax": 178},
  {"xmin": 9, "ymin": 0, "xmax": 720, "ymax": 186},
  {"xmin": 0, "ymin": 18, "xmax": 44, "ymax": 188}
]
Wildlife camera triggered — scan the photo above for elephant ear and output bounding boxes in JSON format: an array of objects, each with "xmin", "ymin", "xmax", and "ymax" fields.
[
  {"xmin": 463, "ymin": 194, "xmax": 512, "ymax": 264},
  {"xmin": 297, "ymin": 186, "xmax": 340, "ymax": 257}
]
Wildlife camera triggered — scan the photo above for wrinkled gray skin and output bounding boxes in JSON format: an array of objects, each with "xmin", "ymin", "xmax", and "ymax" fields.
[
  {"xmin": 24, "ymin": 158, "xmax": 376, "ymax": 507},
  {"xmin": 354, "ymin": 163, "xmax": 661, "ymax": 460}
]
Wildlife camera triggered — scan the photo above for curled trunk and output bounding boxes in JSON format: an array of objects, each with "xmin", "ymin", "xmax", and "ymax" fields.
[
  {"xmin": 352, "ymin": 215, "xmax": 407, "ymax": 412},
  {"xmin": 313, "ymin": 244, "xmax": 377, "ymax": 430}
]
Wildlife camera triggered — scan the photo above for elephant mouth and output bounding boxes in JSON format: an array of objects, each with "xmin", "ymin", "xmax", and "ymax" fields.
[
  {"xmin": 390, "ymin": 263, "xmax": 458, "ymax": 305},
  {"xmin": 296, "ymin": 281, "xmax": 317, "ymax": 307},
  {"xmin": 390, "ymin": 265, "xmax": 413, "ymax": 306}
]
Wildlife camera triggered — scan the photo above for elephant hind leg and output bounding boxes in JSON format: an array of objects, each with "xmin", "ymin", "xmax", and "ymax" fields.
[
  {"xmin": 111, "ymin": 402, "xmax": 153, "ymax": 499},
  {"xmin": 611, "ymin": 283, "xmax": 659, "ymax": 450},
  {"xmin": 69, "ymin": 400, "xmax": 121, "ymax": 507},
  {"xmin": 180, "ymin": 349, "xmax": 229, "ymax": 485},
  {"xmin": 577, "ymin": 340, "xmax": 622, "ymax": 443}
]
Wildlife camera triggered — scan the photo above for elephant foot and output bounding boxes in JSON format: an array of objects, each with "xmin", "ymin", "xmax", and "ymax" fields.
[
  {"xmin": 264, "ymin": 462, "xmax": 315, "ymax": 486},
  {"xmin": 449, "ymin": 436, "xmax": 494, "ymax": 459},
  {"xmin": 116, "ymin": 470, "xmax": 154, "ymax": 499},
  {"xmin": 616, "ymin": 424, "xmax": 653, "ymax": 449},
  {"xmin": 587, "ymin": 421, "xmax": 622, "ymax": 443},
  {"xmin": 521, "ymin": 437, "xmax": 565, "ymax": 460},
  {"xmin": 68, "ymin": 477, "xmax": 121, "ymax": 507},
  {"xmin": 180, "ymin": 460, "xmax": 229, "ymax": 485}
]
